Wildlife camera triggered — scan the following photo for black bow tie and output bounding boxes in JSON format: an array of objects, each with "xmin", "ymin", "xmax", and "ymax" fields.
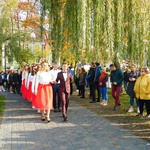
[{"xmin": 62, "ymin": 71, "xmax": 67, "ymax": 73}]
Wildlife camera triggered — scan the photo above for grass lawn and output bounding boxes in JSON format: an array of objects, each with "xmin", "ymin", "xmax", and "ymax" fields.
[
  {"xmin": 0, "ymin": 95, "xmax": 5, "ymax": 120},
  {"xmin": 71, "ymin": 88, "xmax": 150, "ymax": 142}
]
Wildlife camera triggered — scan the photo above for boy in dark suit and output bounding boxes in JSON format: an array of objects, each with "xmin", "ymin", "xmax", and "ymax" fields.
[{"xmin": 56, "ymin": 62, "xmax": 73, "ymax": 121}]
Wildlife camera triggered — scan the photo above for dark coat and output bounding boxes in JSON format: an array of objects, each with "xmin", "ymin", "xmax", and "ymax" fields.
[
  {"xmin": 0, "ymin": 74, "xmax": 2, "ymax": 83},
  {"xmin": 88, "ymin": 68, "xmax": 95, "ymax": 85},
  {"xmin": 127, "ymin": 70, "xmax": 140, "ymax": 98},
  {"xmin": 94, "ymin": 65, "xmax": 102, "ymax": 83},
  {"xmin": 110, "ymin": 68, "xmax": 124, "ymax": 86},
  {"xmin": 8, "ymin": 74, "xmax": 13, "ymax": 83},
  {"xmin": 79, "ymin": 72, "xmax": 87, "ymax": 86},
  {"xmin": 56, "ymin": 72, "xmax": 73, "ymax": 94},
  {"xmin": 124, "ymin": 71, "xmax": 130, "ymax": 82},
  {"xmin": 12, "ymin": 73, "xmax": 19, "ymax": 83},
  {"xmin": 74, "ymin": 73, "xmax": 80, "ymax": 88}
]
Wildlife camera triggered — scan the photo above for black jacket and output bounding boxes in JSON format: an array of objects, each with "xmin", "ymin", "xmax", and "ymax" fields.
[
  {"xmin": 88, "ymin": 68, "xmax": 95, "ymax": 85},
  {"xmin": 127, "ymin": 70, "xmax": 140, "ymax": 98},
  {"xmin": 8, "ymin": 74, "xmax": 13, "ymax": 83},
  {"xmin": 12, "ymin": 73, "xmax": 19, "ymax": 83},
  {"xmin": 79, "ymin": 72, "xmax": 87, "ymax": 85}
]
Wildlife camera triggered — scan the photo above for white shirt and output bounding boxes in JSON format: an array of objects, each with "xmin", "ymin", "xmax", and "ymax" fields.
[
  {"xmin": 26, "ymin": 73, "xmax": 34, "ymax": 88},
  {"xmin": 63, "ymin": 72, "xmax": 68, "ymax": 81},
  {"xmin": 35, "ymin": 71, "xmax": 53, "ymax": 94},
  {"xmin": 49, "ymin": 68, "xmax": 61, "ymax": 83},
  {"xmin": 22, "ymin": 71, "xmax": 28, "ymax": 86},
  {"xmin": 32, "ymin": 74, "xmax": 37, "ymax": 93},
  {"xmin": 7, "ymin": 74, "xmax": 9, "ymax": 81}
]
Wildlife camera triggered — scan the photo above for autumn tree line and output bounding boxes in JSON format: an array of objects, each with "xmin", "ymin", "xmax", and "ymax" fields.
[{"xmin": 0, "ymin": 0, "xmax": 150, "ymax": 69}]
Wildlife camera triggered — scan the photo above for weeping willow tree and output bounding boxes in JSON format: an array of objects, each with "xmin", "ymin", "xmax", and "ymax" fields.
[{"xmin": 40, "ymin": 0, "xmax": 150, "ymax": 67}]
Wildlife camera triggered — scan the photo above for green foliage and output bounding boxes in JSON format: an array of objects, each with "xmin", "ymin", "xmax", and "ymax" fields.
[
  {"xmin": 40, "ymin": 0, "xmax": 150, "ymax": 67},
  {"xmin": 1, "ymin": 0, "xmax": 150, "ymax": 67},
  {"xmin": 0, "ymin": 96, "xmax": 5, "ymax": 120}
]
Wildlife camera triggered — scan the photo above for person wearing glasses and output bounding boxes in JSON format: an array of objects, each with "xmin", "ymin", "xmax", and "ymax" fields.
[{"xmin": 134, "ymin": 67, "xmax": 150, "ymax": 118}]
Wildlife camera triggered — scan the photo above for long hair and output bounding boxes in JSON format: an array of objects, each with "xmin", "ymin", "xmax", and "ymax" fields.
[
  {"xmin": 41, "ymin": 62, "xmax": 50, "ymax": 72},
  {"xmin": 99, "ymin": 69, "xmax": 106, "ymax": 81},
  {"xmin": 80, "ymin": 68, "xmax": 86, "ymax": 78}
]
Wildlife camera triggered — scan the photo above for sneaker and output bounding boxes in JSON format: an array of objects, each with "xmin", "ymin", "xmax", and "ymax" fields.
[
  {"xmin": 100, "ymin": 100, "xmax": 105, "ymax": 105},
  {"xmin": 118, "ymin": 103, "xmax": 121, "ymax": 106},
  {"xmin": 113, "ymin": 106, "xmax": 117, "ymax": 110},
  {"xmin": 137, "ymin": 107, "xmax": 140, "ymax": 114},
  {"xmin": 37, "ymin": 109, "xmax": 41, "ymax": 114},
  {"xmin": 90, "ymin": 100, "xmax": 96, "ymax": 103},
  {"xmin": 103, "ymin": 101, "xmax": 108, "ymax": 106},
  {"xmin": 128, "ymin": 107, "xmax": 134, "ymax": 113},
  {"xmin": 136, "ymin": 113, "xmax": 143, "ymax": 117},
  {"xmin": 80, "ymin": 96, "xmax": 85, "ymax": 98}
]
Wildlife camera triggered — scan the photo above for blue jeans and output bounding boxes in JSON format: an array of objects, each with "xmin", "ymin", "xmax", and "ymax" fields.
[
  {"xmin": 124, "ymin": 81, "xmax": 128, "ymax": 91},
  {"xmin": 100, "ymin": 87, "xmax": 108, "ymax": 101},
  {"xmin": 130, "ymin": 97, "xmax": 139, "ymax": 107}
]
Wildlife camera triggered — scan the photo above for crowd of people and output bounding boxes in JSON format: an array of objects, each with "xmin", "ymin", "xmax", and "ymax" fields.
[
  {"xmin": 74, "ymin": 62, "xmax": 150, "ymax": 118},
  {"xmin": 0, "ymin": 60, "xmax": 150, "ymax": 121},
  {"xmin": 0, "ymin": 60, "xmax": 73, "ymax": 122}
]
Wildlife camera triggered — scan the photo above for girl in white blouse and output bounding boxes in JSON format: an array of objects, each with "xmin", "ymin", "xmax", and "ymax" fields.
[
  {"xmin": 34, "ymin": 62, "xmax": 53, "ymax": 122},
  {"xmin": 20, "ymin": 65, "xmax": 29, "ymax": 99},
  {"xmin": 25, "ymin": 66, "xmax": 34, "ymax": 101}
]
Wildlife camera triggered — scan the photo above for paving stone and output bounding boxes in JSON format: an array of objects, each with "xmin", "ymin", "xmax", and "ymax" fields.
[{"xmin": 0, "ymin": 92, "xmax": 149, "ymax": 150}]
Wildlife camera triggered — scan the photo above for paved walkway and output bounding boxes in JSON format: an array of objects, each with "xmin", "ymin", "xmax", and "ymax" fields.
[{"xmin": 0, "ymin": 92, "xmax": 149, "ymax": 150}]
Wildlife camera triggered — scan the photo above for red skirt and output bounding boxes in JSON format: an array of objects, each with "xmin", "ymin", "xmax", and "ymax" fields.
[
  {"xmin": 20, "ymin": 79, "xmax": 25, "ymax": 93},
  {"xmin": 34, "ymin": 83, "xmax": 53, "ymax": 110},
  {"xmin": 32, "ymin": 93, "xmax": 36, "ymax": 107},
  {"xmin": 25, "ymin": 82, "xmax": 32, "ymax": 101},
  {"xmin": 21, "ymin": 79, "xmax": 27, "ymax": 99}
]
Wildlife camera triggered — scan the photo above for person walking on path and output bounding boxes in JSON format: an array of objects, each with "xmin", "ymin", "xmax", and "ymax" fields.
[
  {"xmin": 35, "ymin": 61, "xmax": 53, "ymax": 122},
  {"xmin": 12, "ymin": 70, "xmax": 20, "ymax": 94},
  {"xmin": 1, "ymin": 71, "xmax": 6, "ymax": 91},
  {"xmin": 49, "ymin": 61, "xmax": 61, "ymax": 113},
  {"xmin": 109, "ymin": 64, "xmax": 124, "ymax": 110},
  {"xmin": 21, "ymin": 65, "xmax": 29, "ymax": 99},
  {"xmin": 31, "ymin": 64, "xmax": 40, "ymax": 111},
  {"xmin": 56, "ymin": 62, "xmax": 73, "ymax": 122},
  {"xmin": 25, "ymin": 66, "xmax": 35, "ymax": 102},
  {"xmin": 134, "ymin": 67, "xmax": 150, "ymax": 118},
  {"xmin": 7, "ymin": 70, "xmax": 14, "ymax": 93},
  {"xmin": 127, "ymin": 64, "xmax": 140, "ymax": 113},
  {"xmin": 99, "ymin": 67, "xmax": 109, "ymax": 106}
]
